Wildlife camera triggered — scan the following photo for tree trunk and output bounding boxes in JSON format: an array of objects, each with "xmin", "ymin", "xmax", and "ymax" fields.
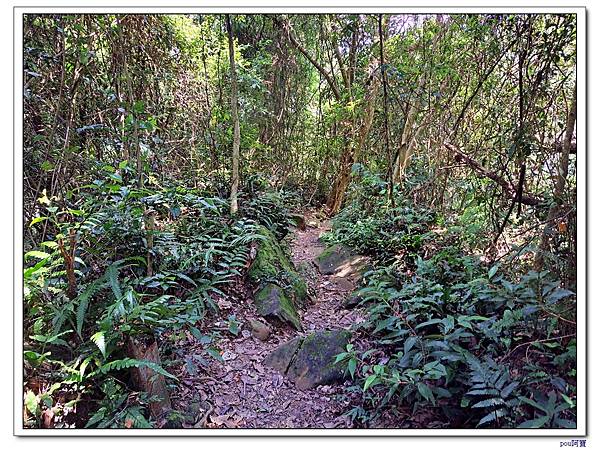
[
  {"xmin": 378, "ymin": 14, "xmax": 394, "ymax": 204},
  {"xmin": 226, "ymin": 15, "xmax": 241, "ymax": 215},
  {"xmin": 326, "ymin": 78, "xmax": 379, "ymax": 214},
  {"xmin": 534, "ymin": 83, "xmax": 576, "ymax": 270},
  {"xmin": 127, "ymin": 337, "xmax": 172, "ymax": 421}
]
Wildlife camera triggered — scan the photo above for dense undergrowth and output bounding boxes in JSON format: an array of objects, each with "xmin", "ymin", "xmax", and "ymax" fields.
[
  {"xmin": 22, "ymin": 161, "xmax": 578, "ymax": 430},
  {"xmin": 324, "ymin": 167, "xmax": 577, "ymax": 428},
  {"xmin": 23, "ymin": 165, "xmax": 296, "ymax": 428}
]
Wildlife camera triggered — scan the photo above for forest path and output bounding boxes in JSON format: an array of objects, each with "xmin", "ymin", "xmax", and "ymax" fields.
[{"xmin": 172, "ymin": 213, "xmax": 364, "ymax": 429}]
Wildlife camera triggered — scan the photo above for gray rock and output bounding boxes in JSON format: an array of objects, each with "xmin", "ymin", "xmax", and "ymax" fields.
[
  {"xmin": 289, "ymin": 213, "xmax": 306, "ymax": 230},
  {"xmin": 334, "ymin": 277, "xmax": 354, "ymax": 291},
  {"xmin": 264, "ymin": 336, "xmax": 303, "ymax": 373},
  {"xmin": 342, "ymin": 292, "xmax": 363, "ymax": 309},
  {"xmin": 249, "ymin": 319, "xmax": 271, "ymax": 341},
  {"xmin": 264, "ymin": 330, "xmax": 351, "ymax": 390},
  {"xmin": 314, "ymin": 244, "xmax": 370, "ymax": 281}
]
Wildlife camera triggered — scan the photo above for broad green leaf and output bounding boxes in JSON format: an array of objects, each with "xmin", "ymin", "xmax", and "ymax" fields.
[
  {"xmin": 417, "ymin": 382, "xmax": 434, "ymax": 404},
  {"xmin": 363, "ymin": 374, "xmax": 378, "ymax": 391},
  {"xmin": 30, "ymin": 216, "xmax": 48, "ymax": 226},
  {"xmin": 348, "ymin": 359, "xmax": 357, "ymax": 379},
  {"xmin": 518, "ymin": 415, "xmax": 550, "ymax": 428}
]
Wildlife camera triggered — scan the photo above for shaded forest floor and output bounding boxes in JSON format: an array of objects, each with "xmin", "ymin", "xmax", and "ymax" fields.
[{"xmin": 170, "ymin": 213, "xmax": 366, "ymax": 428}]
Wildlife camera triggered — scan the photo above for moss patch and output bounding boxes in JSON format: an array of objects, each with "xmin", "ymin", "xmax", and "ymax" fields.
[
  {"xmin": 254, "ymin": 283, "xmax": 302, "ymax": 330},
  {"xmin": 249, "ymin": 225, "xmax": 307, "ymax": 306},
  {"xmin": 264, "ymin": 330, "xmax": 351, "ymax": 390}
]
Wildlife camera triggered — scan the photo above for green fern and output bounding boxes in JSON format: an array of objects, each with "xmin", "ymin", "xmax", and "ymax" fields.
[
  {"xmin": 91, "ymin": 357, "xmax": 178, "ymax": 380},
  {"xmin": 76, "ymin": 276, "xmax": 106, "ymax": 337},
  {"xmin": 76, "ymin": 258, "xmax": 144, "ymax": 338},
  {"xmin": 90, "ymin": 331, "xmax": 106, "ymax": 358},
  {"xmin": 464, "ymin": 356, "xmax": 521, "ymax": 427}
]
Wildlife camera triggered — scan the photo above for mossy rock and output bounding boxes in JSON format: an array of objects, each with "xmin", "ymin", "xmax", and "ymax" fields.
[
  {"xmin": 289, "ymin": 213, "xmax": 306, "ymax": 230},
  {"xmin": 315, "ymin": 244, "xmax": 370, "ymax": 281},
  {"xmin": 254, "ymin": 283, "xmax": 302, "ymax": 330},
  {"xmin": 342, "ymin": 292, "xmax": 363, "ymax": 309},
  {"xmin": 249, "ymin": 225, "xmax": 308, "ymax": 306},
  {"xmin": 264, "ymin": 336, "xmax": 303, "ymax": 373},
  {"xmin": 264, "ymin": 329, "xmax": 351, "ymax": 390},
  {"xmin": 248, "ymin": 226, "xmax": 290, "ymax": 281}
]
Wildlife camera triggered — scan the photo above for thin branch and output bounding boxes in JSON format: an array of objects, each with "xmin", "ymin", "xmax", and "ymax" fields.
[
  {"xmin": 443, "ymin": 143, "xmax": 542, "ymax": 206},
  {"xmin": 270, "ymin": 15, "xmax": 342, "ymax": 101}
]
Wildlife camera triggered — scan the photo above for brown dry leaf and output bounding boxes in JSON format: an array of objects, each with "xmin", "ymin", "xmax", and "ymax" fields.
[
  {"xmin": 224, "ymin": 415, "xmax": 244, "ymax": 428},
  {"xmin": 42, "ymin": 409, "xmax": 55, "ymax": 428},
  {"xmin": 558, "ymin": 221, "xmax": 568, "ymax": 233},
  {"xmin": 210, "ymin": 413, "xmax": 232, "ymax": 426}
]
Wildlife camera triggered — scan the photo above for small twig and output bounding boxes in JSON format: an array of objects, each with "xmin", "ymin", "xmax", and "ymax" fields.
[
  {"xmin": 500, "ymin": 333, "xmax": 576, "ymax": 362},
  {"xmin": 541, "ymin": 308, "xmax": 577, "ymax": 326},
  {"xmin": 196, "ymin": 401, "xmax": 214, "ymax": 428}
]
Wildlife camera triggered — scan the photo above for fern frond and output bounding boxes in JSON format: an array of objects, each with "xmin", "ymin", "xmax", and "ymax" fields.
[
  {"xmin": 477, "ymin": 408, "xmax": 508, "ymax": 427},
  {"xmin": 472, "ymin": 397, "xmax": 506, "ymax": 408},
  {"xmin": 92, "ymin": 357, "xmax": 178, "ymax": 380},
  {"xmin": 76, "ymin": 276, "xmax": 106, "ymax": 337},
  {"xmin": 90, "ymin": 331, "xmax": 106, "ymax": 358}
]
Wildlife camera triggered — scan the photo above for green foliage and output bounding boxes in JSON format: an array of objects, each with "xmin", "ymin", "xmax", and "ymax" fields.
[
  {"xmin": 22, "ymin": 12, "xmax": 577, "ymax": 430},
  {"xmin": 23, "ymin": 173, "xmax": 294, "ymax": 427},
  {"xmin": 84, "ymin": 379, "xmax": 153, "ymax": 428},
  {"xmin": 326, "ymin": 176, "xmax": 577, "ymax": 428},
  {"xmin": 239, "ymin": 182, "xmax": 300, "ymax": 239},
  {"xmin": 339, "ymin": 253, "xmax": 576, "ymax": 427},
  {"xmin": 517, "ymin": 390, "xmax": 575, "ymax": 428},
  {"xmin": 321, "ymin": 165, "xmax": 435, "ymax": 265}
]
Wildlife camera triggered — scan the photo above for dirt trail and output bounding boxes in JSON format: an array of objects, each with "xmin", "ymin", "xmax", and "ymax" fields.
[{"xmin": 171, "ymin": 216, "xmax": 364, "ymax": 428}]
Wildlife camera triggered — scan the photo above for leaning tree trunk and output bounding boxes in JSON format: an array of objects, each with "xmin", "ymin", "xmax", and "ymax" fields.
[
  {"xmin": 274, "ymin": 14, "xmax": 382, "ymax": 215},
  {"xmin": 326, "ymin": 77, "xmax": 380, "ymax": 214},
  {"xmin": 534, "ymin": 83, "xmax": 576, "ymax": 270},
  {"xmin": 226, "ymin": 15, "xmax": 241, "ymax": 215}
]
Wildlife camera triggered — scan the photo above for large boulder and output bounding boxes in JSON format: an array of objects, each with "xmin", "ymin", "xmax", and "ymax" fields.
[
  {"xmin": 315, "ymin": 244, "xmax": 370, "ymax": 282},
  {"xmin": 254, "ymin": 284, "xmax": 302, "ymax": 331},
  {"xmin": 249, "ymin": 226, "xmax": 307, "ymax": 306},
  {"xmin": 264, "ymin": 330, "xmax": 351, "ymax": 390}
]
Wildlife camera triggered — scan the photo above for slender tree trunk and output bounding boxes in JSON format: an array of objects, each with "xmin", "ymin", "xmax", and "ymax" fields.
[
  {"xmin": 378, "ymin": 14, "xmax": 394, "ymax": 205},
  {"xmin": 201, "ymin": 41, "xmax": 219, "ymax": 172},
  {"xmin": 116, "ymin": 17, "xmax": 129, "ymax": 161},
  {"xmin": 226, "ymin": 15, "xmax": 241, "ymax": 215},
  {"xmin": 326, "ymin": 78, "xmax": 380, "ymax": 214},
  {"xmin": 534, "ymin": 83, "xmax": 576, "ymax": 270}
]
